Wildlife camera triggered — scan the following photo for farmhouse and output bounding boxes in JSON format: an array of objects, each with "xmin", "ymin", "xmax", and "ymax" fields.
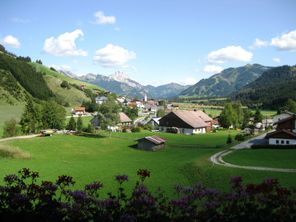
[
  {"xmin": 159, "ymin": 110, "xmax": 213, "ymax": 135},
  {"xmin": 265, "ymin": 114, "xmax": 296, "ymax": 145},
  {"xmin": 91, "ymin": 112, "xmax": 132, "ymax": 131},
  {"xmin": 95, "ymin": 96, "xmax": 108, "ymax": 104},
  {"xmin": 137, "ymin": 135, "xmax": 166, "ymax": 151},
  {"xmin": 146, "ymin": 117, "xmax": 161, "ymax": 128},
  {"xmin": 118, "ymin": 112, "xmax": 132, "ymax": 126},
  {"xmin": 72, "ymin": 107, "xmax": 86, "ymax": 115}
]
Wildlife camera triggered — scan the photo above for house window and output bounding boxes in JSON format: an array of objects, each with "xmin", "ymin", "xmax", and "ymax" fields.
[
  {"xmin": 286, "ymin": 141, "xmax": 290, "ymax": 145},
  {"xmin": 276, "ymin": 140, "xmax": 279, "ymax": 144},
  {"xmin": 281, "ymin": 140, "xmax": 284, "ymax": 144}
]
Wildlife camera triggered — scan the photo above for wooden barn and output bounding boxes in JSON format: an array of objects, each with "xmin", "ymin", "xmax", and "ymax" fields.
[{"xmin": 137, "ymin": 136, "xmax": 166, "ymax": 151}]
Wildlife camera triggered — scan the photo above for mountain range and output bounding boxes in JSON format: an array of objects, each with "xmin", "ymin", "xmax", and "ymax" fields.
[
  {"xmin": 66, "ymin": 71, "xmax": 190, "ymax": 99},
  {"xmin": 179, "ymin": 64, "xmax": 271, "ymax": 98},
  {"xmin": 232, "ymin": 65, "xmax": 296, "ymax": 109}
]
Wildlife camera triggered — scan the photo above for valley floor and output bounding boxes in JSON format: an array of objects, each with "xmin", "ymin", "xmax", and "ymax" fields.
[{"xmin": 0, "ymin": 130, "xmax": 295, "ymax": 197}]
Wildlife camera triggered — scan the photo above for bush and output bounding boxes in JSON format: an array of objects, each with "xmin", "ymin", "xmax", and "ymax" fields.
[
  {"xmin": 234, "ymin": 133, "xmax": 246, "ymax": 141},
  {"xmin": 226, "ymin": 134, "xmax": 233, "ymax": 144},
  {"xmin": 166, "ymin": 127, "xmax": 179, "ymax": 134},
  {"xmin": 131, "ymin": 126, "xmax": 141, "ymax": 133},
  {"xmin": 60, "ymin": 80, "xmax": 70, "ymax": 89},
  {"xmin": 251, "ymin": 144, "xmax": 296, "ymax": 149},
  {"xmin": 0, "ymin": 168, "xmax": 294, "ymax": 221},
  {"xmin": 3, "ymin": 118, "xmax": 20, "ymax": 138}
]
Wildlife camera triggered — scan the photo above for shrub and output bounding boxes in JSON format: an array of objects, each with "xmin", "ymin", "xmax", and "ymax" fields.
[
  {"xmin": 131, "ymin": 126, "xmax": 141, "ymax": 133},
  {"xmin": 226, "ymin": 134, "xmax": 233, "ymax": 144},
  {"xmin": 166, "ymin": 127, "xmax": 179, "ymax": 134},
  {"xmin": 60, "ymin": 80, "xmax": 70, "ymax": 89},
  {"xmin": 234, "ymin": 133, "xmax": 246, "ymax": 141},
  {"xmin": 0, "ymin": 168, "xmax": 294, "ymax": 221}
]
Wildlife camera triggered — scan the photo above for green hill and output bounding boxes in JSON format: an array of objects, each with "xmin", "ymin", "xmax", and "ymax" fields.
[
  {"xmin": 233, "ymin": 65, "xmax": 296, "ymax": 109},
  {"xmin": 179, "ymin": 64, "xmax": 270, "ymax": 98},
  {"xmin": 0, "ymin": 46, "xmax": 104, "ymax": 136}
]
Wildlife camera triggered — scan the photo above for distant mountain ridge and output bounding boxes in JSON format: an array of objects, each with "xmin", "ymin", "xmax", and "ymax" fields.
[
  {"xmin": 74, "ymin": 71, "xmax": 189, "ymax": 99},
  {"xmin": 233, "ymin": 65, "xmax": 296, "ymax": 109},
  {"xmin": 179, "ymin": 64, "xmax": 271, "ymax": 98}
]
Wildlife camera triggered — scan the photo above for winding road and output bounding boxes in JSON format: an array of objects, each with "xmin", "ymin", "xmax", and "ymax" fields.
[{"xmin": 210, "ymin": 133, "xmax": 296, "ymax": 173}]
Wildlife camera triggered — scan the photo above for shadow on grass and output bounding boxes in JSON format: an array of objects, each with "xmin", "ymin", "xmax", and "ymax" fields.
[
  {"xmin": 77, "ymin": 133, "xmax": 107, "ymax": 139},
  {"xmin": 128, "ymin": 144, "xmax": 138, "ymax": 149}
]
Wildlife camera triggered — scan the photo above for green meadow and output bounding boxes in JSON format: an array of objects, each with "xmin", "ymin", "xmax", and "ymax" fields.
[
  {"xmin": 224, "ymin": 149, "xmax": 296, "ymax": 169},
  {"xmin": 0, "ymin": 130, "xmax": 295, "ymax": 197}
]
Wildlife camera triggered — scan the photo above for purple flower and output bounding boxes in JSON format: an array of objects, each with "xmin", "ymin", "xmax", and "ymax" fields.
[
  {"xmin": 71, "ymin": 190, "xmax": 87, "ymax": 202},
  {"xmin": 115, "ymin": 175, "xmax": 129, "ymax": 184},
  {"xmin": 120, "ymin": 213, "xmax": 136, "ymax": 222},
  {"xmin": 4, "ymin": 174, "xmax": 19, "ymax": 184},
  {"xmin": 85, "ymin": 181, "xmax": 103, "ymax": 191},
  {"xmin": 41, "ymin": 181, "xmax": 58, "ymax": 192},
  {"xmin": 230, "ymin": 176, "xmax": 243, "ymax": 188}
]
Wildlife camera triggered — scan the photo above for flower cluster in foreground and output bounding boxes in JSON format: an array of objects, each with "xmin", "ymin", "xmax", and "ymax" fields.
[{"xmin": 0, "ymin": 168, "xmax": 295, "ymax": 221}]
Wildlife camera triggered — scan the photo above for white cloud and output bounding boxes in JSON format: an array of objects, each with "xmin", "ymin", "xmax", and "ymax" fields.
[
  {"xmin": 203, "ymin": 65, "xmax": 224, "ymax": 74},
  {"xmin": 251, "ymin": 38, "xmax": 269, "ymax": 49},
  {"xmin": 271, "ymin": 30, "xmax": 296, "ymax": 51},
  {"xmin": 93, "ymin": 44, "xmax": 136, "ymax": 68},
  {"xmin": 43, "ymin": 29, "xmax": 87, "ymax": 56},
  {"xmin": 207, "ymin": 45, "xmax": 253, "ymax": 64},
  {"xmin": 1, "ymin": 35, "xmax": 21, "ymax": 48},
  {"xmin": 272, "ymin": 57, "xmax": 281, "ymax": 63},
  {"xmin": 92, "ymin": 11, "xmax": 116, "ymax": 25}
]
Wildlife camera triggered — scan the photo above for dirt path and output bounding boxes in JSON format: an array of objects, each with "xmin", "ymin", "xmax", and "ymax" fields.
[{"xmin": 0, "ymin": 134, "xmax": 40, "ymax": 143}]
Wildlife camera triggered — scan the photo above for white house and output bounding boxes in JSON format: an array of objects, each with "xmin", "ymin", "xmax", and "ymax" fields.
[
  {"xmin": 265, "ymin": 114, "xmax": 296, "ymax": 146},
  {"xmin": 95, "ymin": 96, "xmax": 108, "ymax": 104},
  {"xmin": 158, "ymin": 110, "xmax": 213, "ymax": 135}
]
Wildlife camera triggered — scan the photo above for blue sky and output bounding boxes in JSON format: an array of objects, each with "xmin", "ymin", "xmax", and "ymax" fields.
[{"xmin": 1, "ymin": 0, "xmax": 296, "ymax": 86}]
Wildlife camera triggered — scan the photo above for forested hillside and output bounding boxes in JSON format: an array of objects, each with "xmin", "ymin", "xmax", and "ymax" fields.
[
  {"xmin": 0, "ymin": 52, "xmax": 54, "ymax": 100},
  {"xmin": 233, "ymin": 65, "xmax": 296, "ymax": 109},
  {"xmin": 179, "ymin": 64, "xmax": 270, "ymax": 98}
]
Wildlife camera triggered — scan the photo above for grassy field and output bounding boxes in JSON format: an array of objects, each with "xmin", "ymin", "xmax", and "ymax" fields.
[
  {"xmin": 173, "ymin": 102, "xmax": 277, "ymax": 118},
  {"xmin": 0, "ymin": 130, "xmax": 295, "ymax": 197},
  {"xmin": 224, "ymin": 149, "xmax": 296, "ymax": 168},
  {"xmin": 65, "ymin": 116, "xmax": 93, "ymax": 127},
  {"xmin": 32, "ymin": 63, "xmax": 103, "ymax": 91}
]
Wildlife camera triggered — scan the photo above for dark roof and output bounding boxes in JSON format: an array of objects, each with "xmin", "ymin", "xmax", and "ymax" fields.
[
  {"xmin": 138, "ymin": 136, "xmax": 166, "ymax": 145},
  {"xmin": 274, "ymin": 114, "xmax": 296, "ymax": 125},
  {"xmin": 265, "ymin": 129, "xmax": 296, "ymax": 139}
]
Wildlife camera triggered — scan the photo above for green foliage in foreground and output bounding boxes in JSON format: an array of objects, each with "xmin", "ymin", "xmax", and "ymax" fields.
[{"xmin": 0, "ymin": 167, "xmax": 294, "ymax": 221}]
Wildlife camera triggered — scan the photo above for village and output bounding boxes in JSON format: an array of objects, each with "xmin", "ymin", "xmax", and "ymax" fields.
[{"xmin": 68, "ymin": 92, "xmax": 296, "ymax": 150}]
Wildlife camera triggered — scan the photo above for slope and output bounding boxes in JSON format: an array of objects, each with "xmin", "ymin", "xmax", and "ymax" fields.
[
  {"xmin": 179, "ymin": 64, "xmax": 270, "ymax": 98},
  {"xmin": 233, "ymin": 65, "xmax": 296, "ymax": 109}
]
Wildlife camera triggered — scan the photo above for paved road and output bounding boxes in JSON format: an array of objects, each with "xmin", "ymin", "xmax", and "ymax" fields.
[
  {"xmin": 0, "ymin": 134, "xmax": 40, "ymax": 143},
  {"xmin": 210, "ymin": 132, "xmax": 296, "ymax": 173},
  {"xmin": 231, "ymin": 133, "xmax": 268, "ymax": 149}
]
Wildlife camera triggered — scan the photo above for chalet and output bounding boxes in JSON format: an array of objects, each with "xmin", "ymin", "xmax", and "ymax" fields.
[
  {"xmin": 91, "ymin": 112, "xmax": 132, "ymax": 131},
  {"xmin": 118, "ymin": 112, "xmax": 132, "ymax": 126},
  {"xmin": 72, "ymin": 107, "xmax": 86, "ymax": 115},
  {"xmin": 265, "ymin": 114, "xmax": 296, "ymax": 145},
  {"xmin": 95, "ymin": 96, "xmax": 108, "ymax": 104},
  {"xmin": 273, "ymin": 111, "xmax": 294, "ymax": 124},
  {"xmin": 159, "ymin": 110, "xmax": 213, "ymax": 135},
  {"xmin": 137, "ymin": 136, "xmax": 166, "ymax": 151}
]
